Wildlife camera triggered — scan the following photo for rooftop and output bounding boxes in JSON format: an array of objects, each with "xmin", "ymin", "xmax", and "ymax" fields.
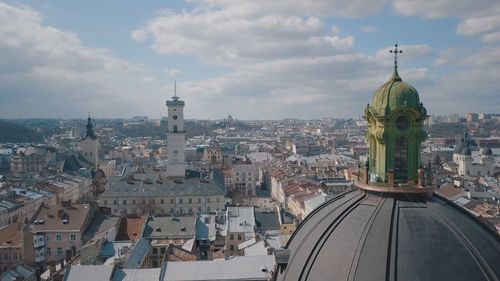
[
  {"xmin": 0, "ymin": 224, "xmax": 22, "ymax": 247},
  {"xmin": 278, "ymin": 189, "xmax": 500, "ymax": 281},
  {"xmin": 227, "ymin": 206, "xmax": 256, "ymax": 234},
  {"xmin": 162, "ymin": 255, "xmax": 275, "ymax": 281},
  {"xmin": 255, "ymin": 207, "xmax": 281, "ymax": 229},
  {"xmin": 113, "ymin": 268, "xmax": 161, "ymax": 281},
  {"xmin": 143, "ymin": 216, "xmax": 196, "ymax": 239},
  {"xmin": 100, "ymin": 178, "xmax": 226, "ymax": 197},
  {"xmin": 116, "ymin": 216, "xmax": 147, "ymax": 242},
  {"xmin": 30, "ymin": 203, "xmax": 91, "ymax": 232},
  {"xmin": 63, "ymin": 265, "xmax": 114, "ymax": 281}
]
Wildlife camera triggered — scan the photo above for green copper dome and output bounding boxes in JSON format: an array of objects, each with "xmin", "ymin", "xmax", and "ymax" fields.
[{"xmin": 370, "ymin": 68, "xmax": 421, "ymax": 114}]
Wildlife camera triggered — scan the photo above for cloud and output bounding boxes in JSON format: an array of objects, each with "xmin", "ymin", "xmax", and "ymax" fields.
[
  {"xmin": 165, "ymin": 68, "xmax": 183, "ymax": 77},
  {"xmin": 0, "ymin": 2, "xmax": 165, "ymax": 118},
  {"xmin": 361, "ymin": 25, "xmax": 378, "ymax": 33},
  {"xmin": 393, "ymin": 0, "xmax": 500, "ymax": 43},
  {"xmin": 176, "ymin": 50, "xmax": 435, "ymax": 119},
  {"xmin": 457, "ymin": 14, "xmax": 500, "ymax": 43},
  {"xmin": 188, "ymin": 0, "xmax": 389, "ymax": 18},
  {"xmin": 132, "ymin": 5, "xmax": 356, "ymax": 65}
]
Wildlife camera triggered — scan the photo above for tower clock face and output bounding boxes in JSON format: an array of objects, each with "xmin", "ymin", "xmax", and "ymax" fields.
[
  {"xmin": 396, "ymin": 116, "xmax": 409, "ymax": 130},
  {"xmin": 173, "ymin": 115, "xmax": 178, "ymax": 120}
]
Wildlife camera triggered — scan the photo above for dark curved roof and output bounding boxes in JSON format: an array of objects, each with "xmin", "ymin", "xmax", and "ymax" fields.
[
  {"xmin": 481, "ymin": 146, "xmax": 493, "ymax": 156},
  {"xmin": 278, "ymin": 189, "xmax": 500, "ymax": 281},
  {"xmin": 454, "ymin": 142, "xmax": 465, "ymax": 154},
  {"xmin": 461, "ymin": 146, "xmax": 472, "ymax": 155}
]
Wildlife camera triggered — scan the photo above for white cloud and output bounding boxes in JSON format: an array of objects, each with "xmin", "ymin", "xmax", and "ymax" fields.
[
  {"xmin": 132, "ymin": 5, "xmax": 356, "ymax": 65},
  {"xmin": 0, "ymin": 2, "xmax": 164, "ymax": 118},
  {"xmin": 361, "ymin": 25, "xmax": 378, "ymax": 33},
  {"xmin": 188, "ymin": 0, "xmax": 389, "ymax": 18},
  {"xmin": 393, "ymin": 0, "xmax": 500, "ymax": 43},
  {"xmin": 165, "ymin": 68, "xmax": 183, "ymax": 77}
]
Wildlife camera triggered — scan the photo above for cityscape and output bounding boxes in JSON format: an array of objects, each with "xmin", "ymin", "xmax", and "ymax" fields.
[{"xmin": 1, "ymin": 1, "xmax": 500, "ymax": 281}]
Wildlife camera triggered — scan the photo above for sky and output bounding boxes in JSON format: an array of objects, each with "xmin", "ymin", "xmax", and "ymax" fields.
[{"xmin": 0, "ymin": 0, "xmax": 499, "ymax": 120}]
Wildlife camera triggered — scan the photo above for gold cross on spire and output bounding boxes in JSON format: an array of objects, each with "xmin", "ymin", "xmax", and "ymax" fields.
[{"xmin": 390, "ymin": 43, "xmax": 402, "ymax": 69}]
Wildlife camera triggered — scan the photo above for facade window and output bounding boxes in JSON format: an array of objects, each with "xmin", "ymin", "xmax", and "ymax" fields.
[
  {"xmin": 4, "ymin": 253, "xmax": 8, "ymax": 260},
  {"xmin": 188, "ymin": 198, "xmax": 192, "ymax": 203},
  {"xmin": 230, "ymin": 245, "xmax": 234, "ymax": 251},
  {"xmin": 238, "ymin": 234, "xmax": 242, "ymax": 240},
  {"xmin": 113, "ymin": 200, "xmax": 117, "ymax": 205},
  {"xmin": 46, "ymin": 247, "xmax": 51, "ymax": 256},
  {"xmin": 207, "ymin": 198, "xmax": 211, "ymax": 203},
  {"xmin": 123, "ymin": 200, "xmax": 127, "ymax": 205},
  {"xmin": 104, "ymin": 200, "xmax": 107, "ymax": 205},
  {"xmin": 198, "ymin": 198, "xmax": 201, "ymax": 203},
  {"xmin": 179, "ymin": 198, "xmax": 183, "ymax": 204},
  {"xmin": 394, "ymin": 137, "xmax": 408, "ymax": 182},
  {"xmin": 152, "ymin": 199, "xmax": 155, "ymax": 204},
  {"xmin": 153, "ymin": 248, "xmax": 158, "ymax": 255},
  {"xmin": 56, "ymin": 247, "xmax": 63, "ymax": 256},
  {"xmin": 161, "ymin": 199, "xmax": 165, "ymax": 204},
  {"xmin": 216, "ymin": 198, "xmax": 220, "ymax": 203},
  {"xmin": 207, "ymin": 206, "xmax": 211, "ymax": 212},
  {"xmin": 132, "ymin": 200, "xmax": 136, "ymax": 205},
  {"xmin": 46, "ymin": 234, "xmax": 51, "ymax": 241},
  {"xmin": 56, "ymin": 234, "xmax": 62, "ymax": 241},
  {"xmin": 13, "ymin": 253, "xmax": 17, "ymax": 260},
  {"xmin": 198, "ymin": 207, "xmax": 202, "ymax": 212},
  {"xmin": 230, "ymin": 234, "xmax": 234, "ymax": 240},
  {"xmin": 70, "ymin": 234, "xmax": 76, "ymax": 241},
  {"xmin": 170, "ymin": 199, "xmax": 174, "ymax": 204},
  {"xmin": 160, "ymin": 247, "xmax": 166, "ymax": 254}
]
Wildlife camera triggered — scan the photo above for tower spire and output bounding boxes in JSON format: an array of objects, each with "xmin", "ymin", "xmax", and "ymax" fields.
[
  {"xmin": 172, "ymin": 80, "xmax": 179, "ymax": 101},
  {"xmin": 389, "ymin": 43, "xmax": 403, "ymax": 81},
  {"xmin": 390, "ymin": 43, "xmax": 402, "ymax": 69}
]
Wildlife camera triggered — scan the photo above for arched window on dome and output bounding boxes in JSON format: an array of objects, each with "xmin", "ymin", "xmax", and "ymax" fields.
[{"xmin": 394, "ymin": 137, "xmax": 408, "ymax": 182}]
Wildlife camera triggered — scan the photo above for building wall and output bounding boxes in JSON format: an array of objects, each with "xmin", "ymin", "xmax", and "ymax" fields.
[
  {"xmin": 80, "ymin": 138, "xmax": 99, "ymax": 166},
  {"xmin": 231, "ymin": 163, "xmax": 256, "ymax": 197},
  {"xmin": 44, "ymin": 231, "xmax": 82, "ymax": 262},
  {"xmin": 99, "ymin": 194, "xmax": 225, "ymax": 216},
  {"xmin": 0, "ymin": 246, "xmax": 23, "ymax": 273},
  {"xmin": 10, "ymin": 154, "xmax": 46, "ymax": 178}
]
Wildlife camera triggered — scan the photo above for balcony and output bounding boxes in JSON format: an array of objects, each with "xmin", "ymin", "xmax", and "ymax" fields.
[{"xmin": 33, "ymin": 234, "xmax": 45, "ymax": 248}]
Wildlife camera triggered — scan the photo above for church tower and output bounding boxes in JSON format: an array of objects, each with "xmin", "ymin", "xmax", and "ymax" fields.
[
  {"xmin": 80, "ymin": 114, "xmax": 99, "ymax": 166},
  {"xmin": 364, "ymin": 44, "xmax": 428, "ymax": 185},
  {"xmin": 166, "ymin": 82, "xmax": 186, "ymax": 178}
]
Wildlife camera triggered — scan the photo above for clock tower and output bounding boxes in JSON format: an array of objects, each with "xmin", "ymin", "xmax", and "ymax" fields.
[{"xmin": 166, "ymin": 82, "xmax": 186, "ymax": 178}]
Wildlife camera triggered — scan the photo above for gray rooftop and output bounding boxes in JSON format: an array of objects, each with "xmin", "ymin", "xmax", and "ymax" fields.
[
  {"xmin": 113, "ymin": 268, "xmax": 162, "ymax": 281},
  {"xmin": 143, "ymin": 216, "xmax": 196, "ymax": 239},
  {"xmin": 100, "ymin": 178, "xmax": 226, "ymax": 197},
  {"xmin": 255, "ymin": 208, "xmax": 281, "ymax": 230},
  {"xmin": 162, "ymin": 255, "xmax": 276, "ymax": 281},
  {"xmin": 278, "ymin": 189, "xmax": 500, "ymax": 281},
  {"xmin": 63, "ymin": 265, "xmax": 114, "ymax": 281}
]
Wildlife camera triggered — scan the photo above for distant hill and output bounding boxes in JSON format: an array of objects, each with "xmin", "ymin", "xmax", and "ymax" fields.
[{"xmin": 0, "ymin": 119, "xmax": 44, "ymax": 143}]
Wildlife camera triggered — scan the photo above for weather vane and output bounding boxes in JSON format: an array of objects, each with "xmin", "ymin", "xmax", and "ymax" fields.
[{"xmin": 390, "ymin": 43, "xmax": 402, "ymax": 68}]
